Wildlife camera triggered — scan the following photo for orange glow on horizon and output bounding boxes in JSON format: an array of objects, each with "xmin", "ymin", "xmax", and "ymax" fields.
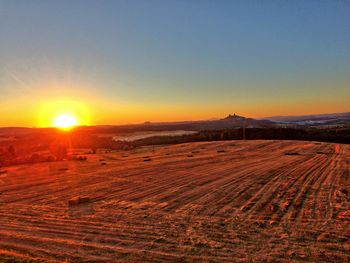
[{"xmin": 0, "ymin": 90, "xmax": 349, "ymax": 128}]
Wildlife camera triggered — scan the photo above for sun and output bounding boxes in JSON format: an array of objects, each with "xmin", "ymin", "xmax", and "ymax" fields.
[
  {"xmin": 38, "ymin": 99, "xmax": 91, "ymax": 128},
  {"xmin": 54, "ymin": 113, "xmax": 78, "ymax": 130}
]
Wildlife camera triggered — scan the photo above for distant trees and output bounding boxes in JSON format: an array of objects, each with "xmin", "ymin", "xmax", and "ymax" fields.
[
  {"xmin": 0, "ymin": 143, "xmax": 68, "ymax": 167},
  {"xmin": 128, "ymin": 127, "xmax": 350, "ymax": 146}
]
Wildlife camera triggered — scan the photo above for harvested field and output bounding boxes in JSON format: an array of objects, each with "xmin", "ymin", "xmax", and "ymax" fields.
[{"xmin": 0, "ymin": 140, "xmax": 349, "ymax": 262}]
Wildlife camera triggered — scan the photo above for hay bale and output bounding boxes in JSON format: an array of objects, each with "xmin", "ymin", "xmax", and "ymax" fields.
[
  {"xmin": 79, "ymin": 197, "xmax": 90, "ymax": 203},
  {"xmin": 68, "ymin": 198, "xmax": 80, "ymax": 206},
  {"xmin": 73, "ymin": 155, "xmax": 87, "ymax": 161},
  {"xmin": 68, "ymin": 196, "xmax": 91, "ymax": 206},
  {"xmin": 284, "ymin": 152, "xmax": 299, "ymax": 156}
]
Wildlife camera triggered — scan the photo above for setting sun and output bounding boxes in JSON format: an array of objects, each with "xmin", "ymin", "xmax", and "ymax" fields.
[
  {"xmin": 37, "ymin": 99, "xmax": 91, "ymax": 128},
  {"xmin": 54, "ymin": 113, "xmax": 78, "ymax": 130}
]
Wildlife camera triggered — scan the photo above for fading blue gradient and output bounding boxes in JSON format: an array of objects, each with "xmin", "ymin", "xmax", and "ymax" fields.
[{"xmin": 0, "ymin": 0, "xmax": 349, "ymax": 123}]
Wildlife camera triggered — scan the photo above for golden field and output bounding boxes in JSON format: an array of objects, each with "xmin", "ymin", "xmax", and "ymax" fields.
[{"xmin": 0, "ymin": 140, "xmax": 349, "ymax": 262}]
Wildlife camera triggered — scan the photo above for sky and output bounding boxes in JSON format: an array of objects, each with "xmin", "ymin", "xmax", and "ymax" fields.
[{"xmin": 0, "ymin": 0, "xmax": 349, "ymax": 127}]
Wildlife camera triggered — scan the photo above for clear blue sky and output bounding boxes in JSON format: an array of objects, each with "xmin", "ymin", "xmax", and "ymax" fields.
[{"xmin": 0, "ymin": 0, "xmax": 349, "ymax": 126}]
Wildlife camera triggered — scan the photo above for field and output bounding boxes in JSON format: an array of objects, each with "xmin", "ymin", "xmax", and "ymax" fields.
[{"xmin": 0, "ymin": 140, "xmax": 349, "ymax": 262}]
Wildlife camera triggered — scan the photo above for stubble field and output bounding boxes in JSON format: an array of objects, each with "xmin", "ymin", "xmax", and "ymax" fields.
[{"xmin": 0, "ymin": 140, "xmax": 349, "ymax": 262}]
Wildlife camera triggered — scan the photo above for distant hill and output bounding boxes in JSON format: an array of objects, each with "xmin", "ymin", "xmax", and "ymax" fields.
[
  {"xmin": 0, "ymin": 114, "xmax": 275, "ymax": 134},
  {"xmin": 191, "ymin": 113, "xmax": 274, "ymax": 130},
  {"xmin": 262, "ymin": 112, "xmax": 350, "ymax": 126},
  {"xmin": 138, "ymin": 114, "xmax": 275, "ymax": 131}
]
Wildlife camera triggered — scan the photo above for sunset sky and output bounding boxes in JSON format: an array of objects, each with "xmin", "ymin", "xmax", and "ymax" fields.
[{"xmin": 0, "ymin": 0, "xmax": 349, "ymax": 127}]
